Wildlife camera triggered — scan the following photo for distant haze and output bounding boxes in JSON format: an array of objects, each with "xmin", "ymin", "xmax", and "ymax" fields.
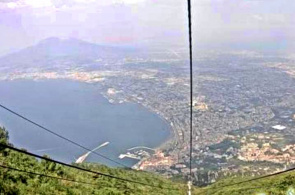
[{"xmin": 0, "ymin": 0, "xmax": 294, "ymax": 56}]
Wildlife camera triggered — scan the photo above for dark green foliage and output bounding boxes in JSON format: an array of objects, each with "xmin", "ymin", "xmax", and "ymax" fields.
[
  {"xmin": 3, "ymin": 125, "xmax": 295, "ymax": 195},
  {"xmin": 0, "ymin": 127, "xmax": 187, "ymax": 195},
  {"xmin": 195, "ymin": 171, "xmax": 295, "ymax": 195},
  {"xmin": 209, "ymin": 138, "xmax": 240, "ymax": 154}
]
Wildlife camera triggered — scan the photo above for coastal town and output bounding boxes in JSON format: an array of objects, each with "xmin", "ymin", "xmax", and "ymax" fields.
[{"xmin": 1, "ymin": 44, "xmax": 295, "ymax": 185}]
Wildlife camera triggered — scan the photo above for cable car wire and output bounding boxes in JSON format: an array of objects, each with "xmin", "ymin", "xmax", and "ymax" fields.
[
  {"xmin": 187, "ymin": 0, "xmax": 193, "ymax": 183},
  {"xmin": 0, "ymin": 164, "xmax": 97, "ymax": 186},
  {"xmin": 0, "ymin": 143, "xmax": 180, "ymax": 190},
  {"xmin": 211, "ymin": 166, "xmax": 295, "ymax": 190},
  {"xmin": 0, "ymin": 103, "xmax": 129, "ymax": 168},
  {"xmin": 186, "ymin": 1, "xmax": 194, "ymax": 194}
]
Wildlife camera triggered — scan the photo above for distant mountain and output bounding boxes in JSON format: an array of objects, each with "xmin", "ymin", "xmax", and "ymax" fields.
[
  {"xmin": 32, "ymin": 37, "xmax": 130, "ymax": 57},
  {"xmin": 0, "ymin": 37, "xmax": 134, "ymax": 71}
]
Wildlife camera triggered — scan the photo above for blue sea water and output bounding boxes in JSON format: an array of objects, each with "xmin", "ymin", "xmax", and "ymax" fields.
[{"xmin": 0, "ymin": 79, "xmax": 170, "ymax": 167}]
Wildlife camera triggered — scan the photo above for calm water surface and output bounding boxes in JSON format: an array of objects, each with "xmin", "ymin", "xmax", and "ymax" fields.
[{"xmin": 0, "ymin": 79, "xmax": 170, "ymax": 167}]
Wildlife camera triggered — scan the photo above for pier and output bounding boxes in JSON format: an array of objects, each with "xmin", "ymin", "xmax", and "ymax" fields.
[{"xmin": 75, "ymin": 142, "xmax": 109, "ymax": 164}]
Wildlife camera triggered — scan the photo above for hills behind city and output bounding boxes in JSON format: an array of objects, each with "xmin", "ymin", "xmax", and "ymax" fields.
[{"xmin": 1, "ymin": 37, "xmax": 295, "ymax": 194}]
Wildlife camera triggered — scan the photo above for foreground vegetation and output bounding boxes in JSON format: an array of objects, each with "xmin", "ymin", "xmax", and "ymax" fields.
[
  {"xmin": 197, "ymin": 172, "xmax": 295, "ymax": 195},
  {"xmin": 2, "ymin": 125, "xmax": 295, "ymax": 195},
  {"xmin": 0, "ymin": 127, "xmax": 190, "ymax": 195}
]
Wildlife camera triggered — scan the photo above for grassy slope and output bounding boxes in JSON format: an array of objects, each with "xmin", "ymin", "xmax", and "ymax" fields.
[
  {"xmin": 0, "ymin": 127, "xmax": 193, "ymax": 195},
  {"xmin": 2, "ymin": 125, "xmax": 294, "ymax": 195},
  {"xmin": 195, "ymin": 171, "xmax": 295, "ymax": 195}
]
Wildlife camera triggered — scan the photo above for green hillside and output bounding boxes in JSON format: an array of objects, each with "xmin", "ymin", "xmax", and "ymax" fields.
[
  {"xmin": 2, "ymin": 125, "xmax": 295, "ymax": 195},
  {"xmin": 0, "ymin": 126, "xmax": 192, "ymax": 195},
  {"xmin": 196, "ymin": 172, "xmax": 295, "ymax": 195}
]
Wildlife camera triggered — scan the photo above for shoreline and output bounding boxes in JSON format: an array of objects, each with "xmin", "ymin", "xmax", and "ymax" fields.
[
  {"xmin": 101, "ymin": 93, "xmax": 177, "ymax": 151},
  {"xmin": 1, "ymin": 77, "xmax": 178, "ymax": 165},
  {"xmin": 0, "ymin": 75, "xmax": 178, "ymax": 152},
  {"xmin": 135, "ymin": 102, "xmax": 177, "ymax": 151}
]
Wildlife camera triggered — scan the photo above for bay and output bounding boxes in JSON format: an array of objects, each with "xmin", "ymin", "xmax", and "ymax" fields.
[{"xmin": 0, "ymin": 79, "xmax": 170, "ymax": 167}]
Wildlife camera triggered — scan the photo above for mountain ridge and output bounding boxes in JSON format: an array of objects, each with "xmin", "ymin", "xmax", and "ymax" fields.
[{"xmin": 0, "ymin": 37, "xmax": 135, "ymax": 70}]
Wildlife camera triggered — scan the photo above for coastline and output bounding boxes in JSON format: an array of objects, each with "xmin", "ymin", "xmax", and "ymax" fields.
[
  {"xmin": 0, "ymin": 72, "xmax": 178, "ymax": 152},
  {"xmin": 134, "ymin": 102, "xmax": 177, "ymax": 151},
  {"xmin": 101, "ymin": 98, "xmax": 178, "ymax": 170},
  {"xmin": 1, "ymin": 77, "xmax": 178, "ymax": 166},
  {"xmin": 100, "ymin": 91, "xmax": 177, "ymax": 151}
]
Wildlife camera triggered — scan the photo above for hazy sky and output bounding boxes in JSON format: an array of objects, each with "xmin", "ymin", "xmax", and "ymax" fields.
[{"xmin": 0, "ymin": 0, "xmax": 294, "ymax": 55}]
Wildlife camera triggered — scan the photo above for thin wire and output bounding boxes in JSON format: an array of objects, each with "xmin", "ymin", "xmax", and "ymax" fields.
[
  {"xmin": 208, "ymin": 182, "xmax": 263, "ymax": 194},
  {"xmin": 187, "ymin": 0, "xmax": 193, "ymax": 181},
  {"xmin": 185, "ymin": 0, "xmax": 294, "ymax": 192},
  {"xmin": 212, "ymin": 166, "xmax": 295, "ymax": 190},
  {"xmin": 0, "ymin": 143, "xmax": 179, "ymax": 190},
  {"xmin": 208, "ymin": 177, "xmax": 292, "ymax": 194},
  {"xmin": 0, "ymin": 164, "xmax": 97, "ymax": 186},
  {"xmin": 0, "ymin": 103, "xmax": 128, "ymax": 168}
]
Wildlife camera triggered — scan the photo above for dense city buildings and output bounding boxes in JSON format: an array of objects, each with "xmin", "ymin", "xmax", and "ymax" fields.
[{"xmin": 1, "ymin": 39, "xmax": 295, "ymax": 185}]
